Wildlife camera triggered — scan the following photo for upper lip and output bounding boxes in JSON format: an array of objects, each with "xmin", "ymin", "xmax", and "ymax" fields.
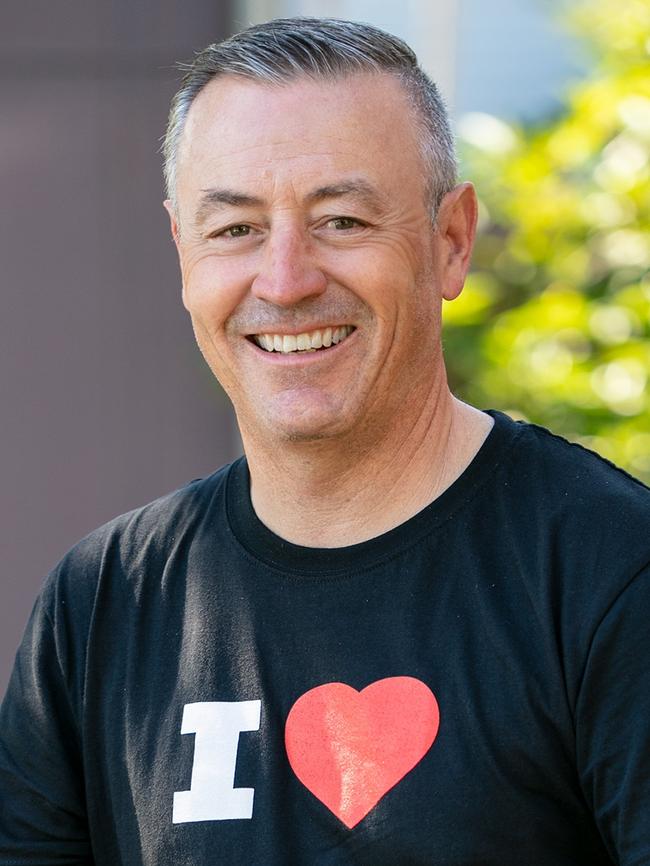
[{"xmin": 245, "ymin": 323, "xmax": 353, "ymax": 336}]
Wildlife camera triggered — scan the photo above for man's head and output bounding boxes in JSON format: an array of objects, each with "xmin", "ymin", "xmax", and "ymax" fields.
[
  {"xmin": 162, "ymin": 17, "xmax": 457, "ymax": 222},
  {"xmin": 163, "ymin": 19, "xmax": 477, "ymax": 449}
]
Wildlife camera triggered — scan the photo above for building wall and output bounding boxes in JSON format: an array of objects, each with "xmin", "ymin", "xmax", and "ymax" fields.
[
  {"xmin": 455, "ymin": 0, "xmax": 586, "ymax": 122},
  {"xmin": 0, "ymin": 0, "xmax": 237, "ymax": 693}
]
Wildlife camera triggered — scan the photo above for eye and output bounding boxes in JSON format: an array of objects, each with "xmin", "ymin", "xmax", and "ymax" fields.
[
  {"xmin": 326, "ymin": 216, "xmax": 364, "ymax": 231},
  {"xmin": 223, "ymin": 224, "xmax": 251, "ymax": 238},
  {"xmin": 207, "ymin": 224, "xmax": 253, "ymax": 240}
]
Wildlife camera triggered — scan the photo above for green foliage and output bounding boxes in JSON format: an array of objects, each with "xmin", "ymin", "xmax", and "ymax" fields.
[{"xmin": 446, "ymin": 0, "xmax": 650, "ymax": 481}]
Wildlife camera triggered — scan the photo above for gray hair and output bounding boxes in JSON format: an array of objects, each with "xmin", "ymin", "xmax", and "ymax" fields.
[{"xmin": 162, "ymin": 17, "xmax": 457, "ymax": 219}]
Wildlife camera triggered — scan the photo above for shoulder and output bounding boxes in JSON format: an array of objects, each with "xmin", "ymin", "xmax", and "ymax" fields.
[
  {"xmin": 484, "ymin": 412, "xmax": 650, "ymax": 669},
  {"xmin": 12, "ymin": 464, "xmax": 240, "ymax": 721},
  {"xmin": 488, "ymin": 410, "xmax": 650, "ymax": 573},
  {"xmin": 41, "ymin": 461, "xmax": 238, "ymax": 613},
  {"xmin": 496, "ymin": 411, "xmax": 649, "ymax": 507}
]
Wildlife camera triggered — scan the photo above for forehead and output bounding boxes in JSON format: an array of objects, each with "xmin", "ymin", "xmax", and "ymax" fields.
[{"xmin": 176, "ymin": 72, "xmax": 426, "ymax": 206}]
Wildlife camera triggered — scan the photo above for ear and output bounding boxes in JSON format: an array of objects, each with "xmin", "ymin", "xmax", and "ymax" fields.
[
  {"xmin": 434, "ymin": 182, "xmax": 478, "ymax": 302},
  {"xmin": 163, "ymin": 199, "xmax": 191, "ymax": 310},
  {"xmin": 163, "ymin": 199, "xmax": 181, "ymax": 248}
]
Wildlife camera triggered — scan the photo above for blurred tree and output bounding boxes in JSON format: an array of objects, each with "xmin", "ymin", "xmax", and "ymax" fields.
[{"xmin": 447, "ymin": 0, "xmax": 650, "ymax": 481}]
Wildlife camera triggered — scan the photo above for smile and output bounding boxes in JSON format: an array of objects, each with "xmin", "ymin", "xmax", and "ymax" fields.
[{"xmin": 251, "ymin": 326, "xmax": 355, "ymax": 354}]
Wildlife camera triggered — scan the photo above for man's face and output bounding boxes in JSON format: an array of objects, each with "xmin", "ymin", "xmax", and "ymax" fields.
[{"xmin": 168, "ymin": 72, "xmax": 474, "ymax": 445}]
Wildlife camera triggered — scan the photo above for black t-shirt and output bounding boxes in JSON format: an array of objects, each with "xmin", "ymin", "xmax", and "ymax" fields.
[{"xmin": 1, "ymin": 411, "xmax": 650, "ymax": 865}]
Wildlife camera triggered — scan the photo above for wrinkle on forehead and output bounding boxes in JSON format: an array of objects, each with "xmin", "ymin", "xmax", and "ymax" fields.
[
  {"xmin": 180, "ymin": 79, "xmax": 377, "ymax": 176},
  {"xmin": 181, "ymin": 71, "xmax": 420, "ymax": 161}
]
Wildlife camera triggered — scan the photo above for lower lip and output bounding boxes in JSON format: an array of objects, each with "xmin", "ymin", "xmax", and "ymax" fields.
[{"xmin": 245, "ymin": 331, "xmax": 357, "ymax": 364}]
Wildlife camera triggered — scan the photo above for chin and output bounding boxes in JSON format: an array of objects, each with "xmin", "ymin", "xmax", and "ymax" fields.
[
  {"xmin": 283, "ymin": 428, "xmax": 335, "ymax": 443},
  {"xmin": 241, "ymin": 402, "xmax": 355, "ymax": 445},
  {"xmin": 241, "ymin": 389, "xmax": 355, "ymax": 442},
  {"xmin": 268, "ymin": 413, "xmax": 350, "ymax": 444}
]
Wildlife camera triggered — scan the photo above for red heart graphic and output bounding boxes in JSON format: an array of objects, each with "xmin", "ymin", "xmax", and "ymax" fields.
[{"xmin": 285, "ymin": 676, "xmax": 439, "ymax": 829}]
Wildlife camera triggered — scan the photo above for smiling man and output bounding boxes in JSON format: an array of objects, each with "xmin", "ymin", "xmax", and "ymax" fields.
[
  {"xmin": 167, "ymin": 64, "xmax": 491, "ymax": 547},
  {"xmin": 1, "ymin": 17, "xmax": 649, "ymax": 866}
]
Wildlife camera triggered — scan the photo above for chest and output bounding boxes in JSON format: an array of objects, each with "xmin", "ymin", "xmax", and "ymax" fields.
[{"xmin": 79, "ymin": 554, "xmax": 607, "ymax": 865}]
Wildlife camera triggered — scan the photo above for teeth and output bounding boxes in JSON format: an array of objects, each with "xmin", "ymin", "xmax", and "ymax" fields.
[
  {"xmin": 253, "ymin": 325, "xmax": 353, "ymax": 353},
  {"xmin": 296, "ymin": 333, "xmax": 311, "ymax": 351}
]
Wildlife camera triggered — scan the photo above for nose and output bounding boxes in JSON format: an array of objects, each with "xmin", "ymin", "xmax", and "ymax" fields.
[{"xmin": 251, "ymin": 224, "xmax": 327, "ymax": 307}]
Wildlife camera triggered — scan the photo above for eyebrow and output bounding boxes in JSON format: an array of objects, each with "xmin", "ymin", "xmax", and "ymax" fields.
[
  {"xmin": 194, "ymin": 189, "xmax": 265, "ymax": 226},
  {"xmin": 194, "ymin": 178, "xmax": 388, "ymax": 225},
  {"xmin": 305, "ymin": 179, "xmax": 388, "ymax": 212}
]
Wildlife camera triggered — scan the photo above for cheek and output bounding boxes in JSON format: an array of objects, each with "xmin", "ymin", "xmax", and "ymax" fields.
[
  {"xmin": 181, "ymin": 253, "xmax": 250, "ymax": 325},
  {"xmin": 336, "ymin": 251, "xmax": 424, "ymax": 330},
  {"xmin": 334, "ymin": 234, "xmax": 430, "ymax": 292},
  {"xmin": 324, "ymin": 246, "xmax": 403, "ymax": 310}
]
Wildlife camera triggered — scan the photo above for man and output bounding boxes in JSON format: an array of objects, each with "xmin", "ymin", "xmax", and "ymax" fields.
[{"xmin": 1, "ymin": 17, "xmax": 649, "ymax": 866}]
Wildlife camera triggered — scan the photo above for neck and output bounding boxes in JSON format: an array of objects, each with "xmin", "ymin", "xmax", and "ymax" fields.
[{"xmin": 240, "ymin": 386, "xmax": 494, "ymax": 548}]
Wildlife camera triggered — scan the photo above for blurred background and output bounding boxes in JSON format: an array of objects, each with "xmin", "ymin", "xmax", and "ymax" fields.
[{"xmin": 1, "ymin": 0, "xmax": 648, "ymax": 692}]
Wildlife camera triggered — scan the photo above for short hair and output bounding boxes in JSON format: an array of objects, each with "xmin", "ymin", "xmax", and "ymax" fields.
[{"xmin": 162, "ymin": 17, "xmax": 457, "ymax": 219}]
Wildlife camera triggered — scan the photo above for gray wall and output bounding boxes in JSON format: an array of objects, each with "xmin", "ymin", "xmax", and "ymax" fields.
[{"xmin": 1, "ymin": 1, "xmax": 238, "ymax": 693}]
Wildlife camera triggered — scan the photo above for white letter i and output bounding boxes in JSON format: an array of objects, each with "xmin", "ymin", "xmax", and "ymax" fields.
[{"xmin": 172, "ymin": 700, "xmax": 261, "ymax": 823}]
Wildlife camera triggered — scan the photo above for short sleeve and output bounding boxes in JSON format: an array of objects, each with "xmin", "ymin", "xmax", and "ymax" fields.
[
  {"xmin": 0, "ymin": 579, "xmax": 92, "ymax": 864},
  {"xmin": 575, "ymin": 563, "xmax": 650, "ymax": 866}
]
